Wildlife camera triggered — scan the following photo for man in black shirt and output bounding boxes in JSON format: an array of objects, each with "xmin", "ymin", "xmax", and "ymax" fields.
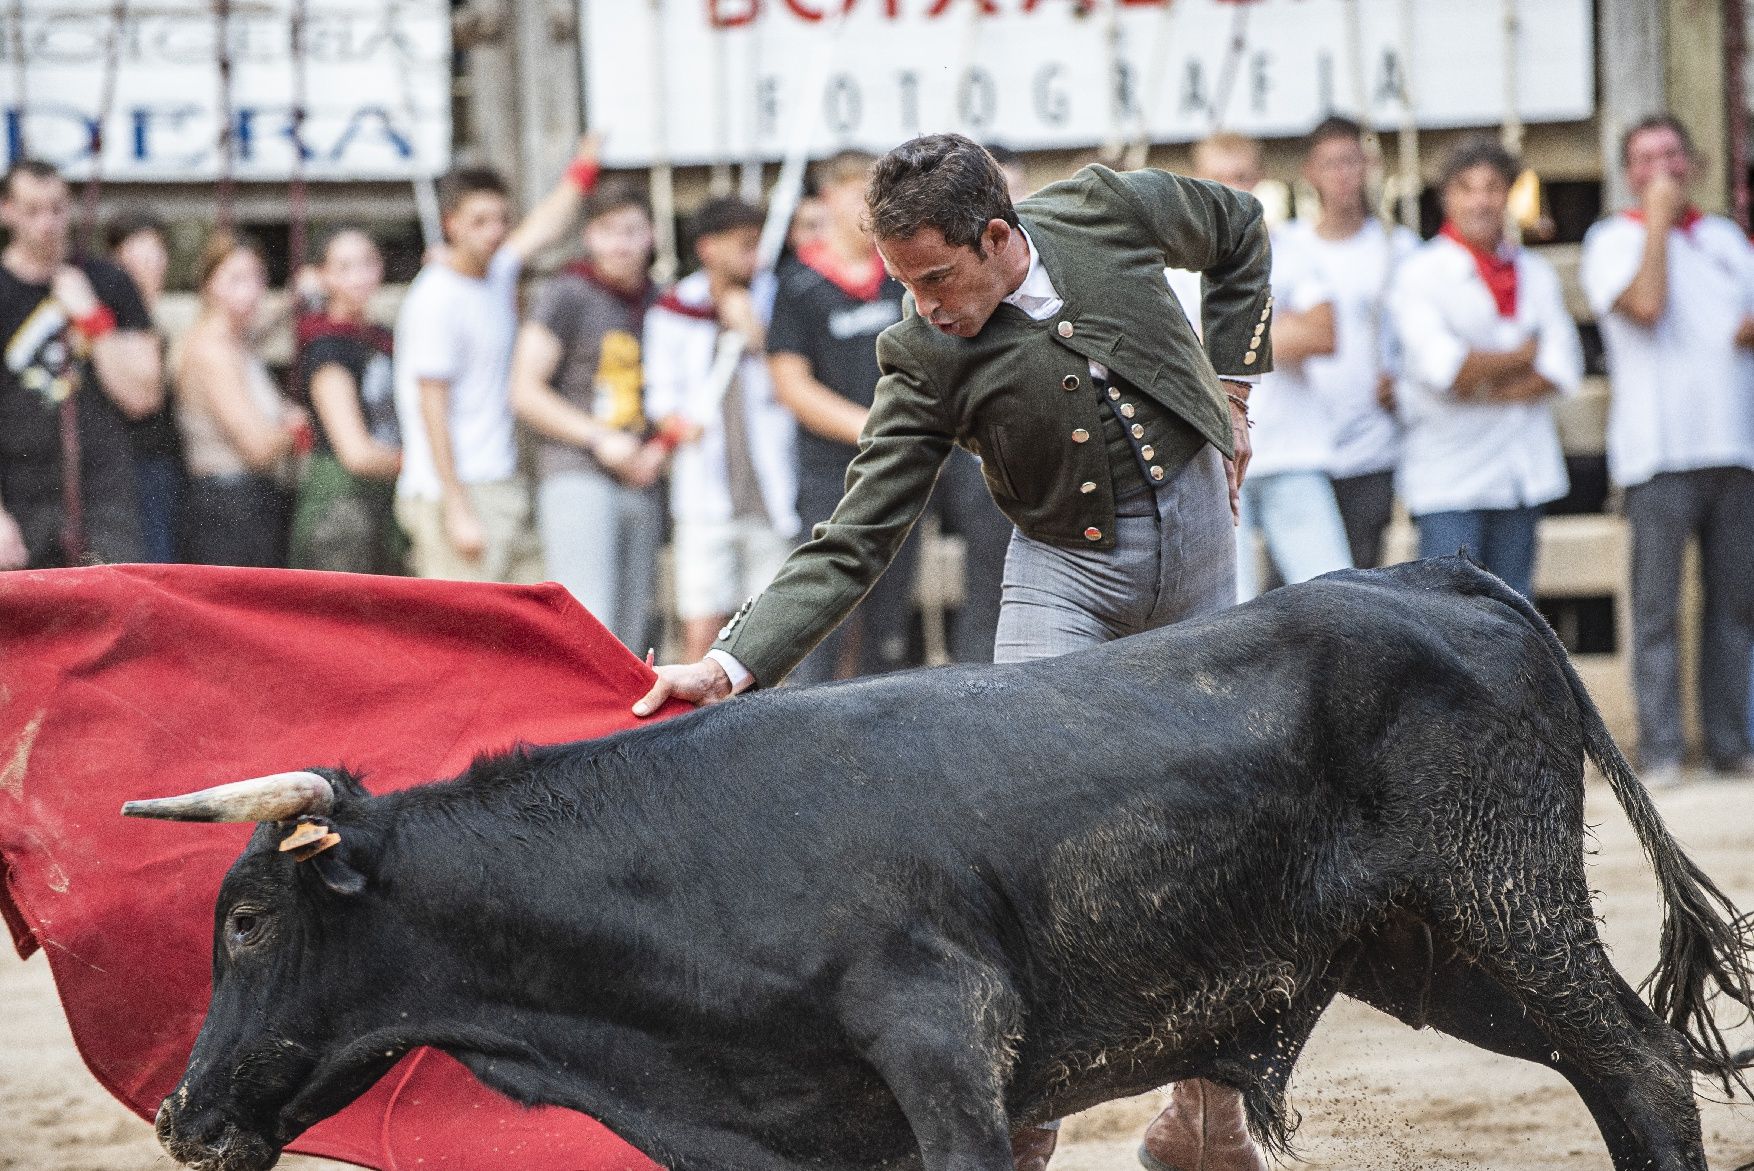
[
  {"xmin": 767, "ymin": 151, "xmax": 914, "ymax": 683},
  {"xmin": 0, "ymin": 160, "xmax": 161, "ymax": 568}
]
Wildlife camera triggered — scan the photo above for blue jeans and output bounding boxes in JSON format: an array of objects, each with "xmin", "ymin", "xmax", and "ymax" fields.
[
  {"xmin": 135, "ymin": 452, "xmax": 183, "ymax": 564},
  {"xmin": 1235, "ymin": 470, "xmax": 1354, "ymax": 601},
  {"xmin": 1416, "ymin": 505, "xmax": 1542, "ymax": 599}
]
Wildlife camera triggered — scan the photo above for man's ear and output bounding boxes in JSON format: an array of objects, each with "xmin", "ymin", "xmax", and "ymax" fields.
[{"xmin": 984, "ymin": 218, "xmax": 1012, "ymax": 256}]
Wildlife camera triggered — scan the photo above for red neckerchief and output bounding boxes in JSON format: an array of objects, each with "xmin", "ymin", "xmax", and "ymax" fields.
[
  {"xmin": 1440, "ymin": 221, "xmax": 1519, "ymax": 318},
  {"xmin": 654, "ymin": 287, "xmax": 720, "ymax": 321},
  {"xmin": 798, "ymin": 239, "xmax": 888, "ymax": 301},
  {"xmin": 568, "ymin": 260, "xmax": 652, "ymax": 314},
  {"xmin": 1623, "ymin": 205, "xmax": 1705, "ymax": 237}
]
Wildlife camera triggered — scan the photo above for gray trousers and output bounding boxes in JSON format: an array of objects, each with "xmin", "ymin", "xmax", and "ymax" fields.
[
  {"xmin": 538, "ymin": 467, "xmax": 664, "ymax": 652},
  {"xmin": 994, "ymin": 445, "xmax": 1236, "ymax": 664},
  {"xmin": 1624, "ymin": 466, "xmax": 1754, "ymax": 768}
]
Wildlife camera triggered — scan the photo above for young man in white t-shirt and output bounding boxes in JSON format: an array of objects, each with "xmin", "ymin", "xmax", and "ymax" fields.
[
  {"xmin": 393, "ymin": 135, "xmax": 603, "ymax": 584},
  {"xmin": 1177, "ymin": 134, "xmax": 1350, "ymax": 601},
  {"xmin": 1284, "ymin": 117, "xmax": 1420, "ymax": 569},
  {"xmin": 1579, "ymin": 114, "xmax": 1754, "ymax": 783}
]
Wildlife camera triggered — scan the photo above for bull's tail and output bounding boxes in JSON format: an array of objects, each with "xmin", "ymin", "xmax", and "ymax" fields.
[{"xmin": 1459, "ymin": 560, "xmax": 1754, "ymax": 1095}]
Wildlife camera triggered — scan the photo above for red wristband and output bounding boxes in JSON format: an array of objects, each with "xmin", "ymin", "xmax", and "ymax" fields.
[
  {"xmin": 566, "ymin": 158, "xmax": 600, "ymax": 194},
  {"xmin": 648, "ymin": 415, "xmax": 691, "ymax": 454},
  {"xmin": 73, "ymin": 304, "xmax": 117, "ymax": 341}
]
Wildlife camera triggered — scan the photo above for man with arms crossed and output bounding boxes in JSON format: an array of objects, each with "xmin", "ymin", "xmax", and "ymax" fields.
[{"xmin": 637, "ymin": 135, "xmax": 1274, "ymax": 1171}]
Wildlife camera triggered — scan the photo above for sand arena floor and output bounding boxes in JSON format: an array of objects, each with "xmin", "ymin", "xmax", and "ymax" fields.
[{"xmin": 4, "ymin": 777, "xmax": 1751, "ymax": 1170}]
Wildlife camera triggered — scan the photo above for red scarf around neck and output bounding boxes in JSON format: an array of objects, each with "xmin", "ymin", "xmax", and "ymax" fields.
[
  {"xmin": 1440, "ymin": 221, "xmax": 1519, "ymax": 318},
  {"xmin": 798, "ymin": 239, "xmax": 888, "ymax": 302},
  {"xmin": 1623, "ymin": 205, "xmax": 1705, "ymax": 236},
  {"xmin": 569, "ymin": 260, "xmax": 651, "ymax": 313}
]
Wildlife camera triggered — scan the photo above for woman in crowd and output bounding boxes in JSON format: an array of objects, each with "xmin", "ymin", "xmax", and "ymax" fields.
[
  {"xmin": 175, "ymin": 231, "xmax": 307, "ymax": 567},
  {"xmin": 289, "ymin": 229, "xmax": 404, "ymax": 573},
  {"xmin": 106, "ymin": 210, "xmax": 181, "ymax": 563},
  {"xmin": 1389, "ymin": 138, "xmax": 1583, "ymax": 599}
]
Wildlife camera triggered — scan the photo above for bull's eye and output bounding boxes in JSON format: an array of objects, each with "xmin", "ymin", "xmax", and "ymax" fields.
[{"xmin": 227, "ymin": 907, "xmax": 269, "ymax": 949}]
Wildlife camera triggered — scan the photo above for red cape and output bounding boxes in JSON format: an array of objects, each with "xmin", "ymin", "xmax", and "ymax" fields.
[{"xmin": 0, "ymin": 564, "xmax": 675, "ymax": 1170}]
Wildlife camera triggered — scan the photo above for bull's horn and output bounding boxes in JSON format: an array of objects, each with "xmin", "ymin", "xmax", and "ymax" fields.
[{"xmin": 121, "ymin": 771, "xmax": 335, "ymax": 823}]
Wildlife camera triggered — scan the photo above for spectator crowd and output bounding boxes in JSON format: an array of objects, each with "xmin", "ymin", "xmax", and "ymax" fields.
[{"xmin": 2, "ymin": 113, "xmax": 1749, "ymax": 779}]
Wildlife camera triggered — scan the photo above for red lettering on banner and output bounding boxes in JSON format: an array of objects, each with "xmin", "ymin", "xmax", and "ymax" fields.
[
  {"xmin": 708, "ymin": 0, "xmax": 761, "ymax": 26},
  {"xmin": 782, "ymin": 0, "xmax": 825, "ymax": 19},
  {"xmin": 928, "ymin": 0, "xmax": 999, "ymax": 14}
]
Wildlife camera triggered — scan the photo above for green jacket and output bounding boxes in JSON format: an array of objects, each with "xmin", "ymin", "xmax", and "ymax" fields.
[{"xmin": 716, "ymin": 164, "xmax": 1274, "ymax": 686}]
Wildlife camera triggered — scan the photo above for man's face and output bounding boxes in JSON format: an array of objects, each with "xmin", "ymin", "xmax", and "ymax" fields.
[
  {"xmin": 1, "ymin": 171, "xmax": 72, "ymax": 261},
  {"xmin": 442, "ymin": 190, "xmax": 511, "ymax": 266},
  {"xmin": 789, "ymin": 196, "xmax": 828, "ymax": 252},
  {"xmin": 1624, "ymin": 126, "xmax": 1694, "ymax": 198},
  {"xmin": 819, "ymin": 175, "xmax": 870, "ymax": 239},
  {"xmin": 697, "ymin": 224, "xmax": 760, "ymax": 287},
  {"xmin": 582, "ymin": 204, "xmax": 654, "ymax": 286},
  {"xmin": 1197, "ymin": 147, "xmax": 1262, "ymax": 193},
  {"xmin": 1304, "ymin": 136, "xmax": 1367, "ymax": 215},
  {"xmin": 115, "ymin": 228, "xmax": 170, "ymax": 303},
  {"xmin": 878, "ymin": 221, "xmax": 1014, "ymax": 340},
  {"xmin": 1442, "ymin": 164, "xmax": 1511, "ymax": 248}
]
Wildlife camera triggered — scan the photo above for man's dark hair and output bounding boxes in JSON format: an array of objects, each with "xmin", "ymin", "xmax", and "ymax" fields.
[
  {"xmin": 436, "ymin": 166, "xmax": 508, "ymax": 219},
  {"xmin": 2, "ymin": 158, "xmax": 64, "ymax": 200},
  {"xmin": 1306, "ymin": 115, "xmax": 1364, "ymax": 153},
  {"xmin": 867, "ymin": 133, "xmax": 1018, "ymax": 253},
  {"xmin": 690, "ymin": 196, "xmax": 764, "ymax": 243},
  {"xmin": 1621, "ymin": 113, "xmax": 1697, "ymax": 166},
  {"xmin": 105, "ymin": 207, "xmax": 166, "ymax": 252},
  {"xmin": 581, "ymin": 177, "xmax": 651, "ymax": 226},
  {"xmin": 1436, "ymin": 136, "xmax": 1522, "ymax": 192}
]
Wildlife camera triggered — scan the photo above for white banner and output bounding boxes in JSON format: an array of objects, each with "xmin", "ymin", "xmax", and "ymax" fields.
[
  {"xmin": 583, "ymin": 0, "xmax": 1594, "ymax": 169},
  {"xmin": 3, "ymin": 0, "xmax": 451, "ymax": 181}
]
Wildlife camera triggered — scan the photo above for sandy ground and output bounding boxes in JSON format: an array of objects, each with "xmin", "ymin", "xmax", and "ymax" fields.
[{"xmin": 3, "ymin": 777, "xmax": 1752, "ymax": 1171}]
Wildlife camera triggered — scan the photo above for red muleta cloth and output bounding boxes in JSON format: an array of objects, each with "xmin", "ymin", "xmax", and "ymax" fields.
[{"xmin": 0, "ymin": 564, "xmax": 675, "ymax": 1171}]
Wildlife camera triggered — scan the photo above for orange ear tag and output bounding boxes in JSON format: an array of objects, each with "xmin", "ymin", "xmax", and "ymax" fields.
[{"xmin": 279, "ymin": 821, "xmax": 342, "ymax": 862}]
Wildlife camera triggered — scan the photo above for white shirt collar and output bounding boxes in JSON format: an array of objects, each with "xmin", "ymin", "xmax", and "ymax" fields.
[{"xmin": 1000, "ymin": 228, "xmax": 1063, "ymax": 321}]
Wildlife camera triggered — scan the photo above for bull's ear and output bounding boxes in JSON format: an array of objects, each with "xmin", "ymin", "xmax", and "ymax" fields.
[{"xmin": 303, "ymin": 832, "xmax": 373, "ymax": 898}]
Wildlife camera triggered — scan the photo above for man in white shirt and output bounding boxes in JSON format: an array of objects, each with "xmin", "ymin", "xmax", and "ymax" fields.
[
  {"xmin": 393, "ymin": 136, "xmax": 602, "ymax": 583},
  {"xmin": 1287, "ymin": 117, "xmax": 1420, "ymax": 569},
  {"xmin": 1390, "ymin": 138, "xmax": 1583, "ymax": 600},
  {"xmin": 643, "ymin": 197, "xmax": 800, "ymax": 660},
  {"xmin": 1579, "ymin": 114, "xmax": 1754, "ymax": 782},
  {"xmin": 1174, "ymin": 133, "xmax": 1350, "ymax": 600}
]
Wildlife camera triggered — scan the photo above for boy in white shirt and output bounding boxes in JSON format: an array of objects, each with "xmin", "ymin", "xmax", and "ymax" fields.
[
  {"xmin": 1580, "ymin": 114, "xmax": 1754, "ymax": 782},
  {"xmin": 1390, "ymin": 138, "xmax": 1583, "ymax": 601},
  {"xmin": 643, "ymin": 198, "xmax": 800, "ymax": 660},
  {"xmin": 1169, "ymin": 134, "xmax": 1350, "ymax": 601},
  {"xmin": 1286, "ymin": 117, "xmax": 1420, "ymax": 569},
  {"xmin": 393, "ymin": 136, "xmax": 602, "ymax": 584}
]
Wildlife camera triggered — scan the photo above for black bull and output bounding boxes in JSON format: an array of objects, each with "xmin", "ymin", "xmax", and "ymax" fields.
[{"xmin": 127, "ymin": 559, "xmax": 1754, "ymax": 1171}]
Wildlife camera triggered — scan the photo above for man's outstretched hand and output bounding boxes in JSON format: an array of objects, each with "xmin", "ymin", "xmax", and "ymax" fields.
[{"xmin": 633, "ymin": 658, "xmax": 735, "ymax": 717}]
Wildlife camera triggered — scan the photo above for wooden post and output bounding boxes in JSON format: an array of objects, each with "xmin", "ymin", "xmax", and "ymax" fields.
[
  {"xmin": 513, "ymin": 0, "xmax": 582, "ymax": 213},
  {"xmin": 1665, "ymin": 0, "xmax": 1728, "ymax": 213},
  {"xmin": 1597, "ymin": 0, "xmax": 1666, "ymax": 214}
]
